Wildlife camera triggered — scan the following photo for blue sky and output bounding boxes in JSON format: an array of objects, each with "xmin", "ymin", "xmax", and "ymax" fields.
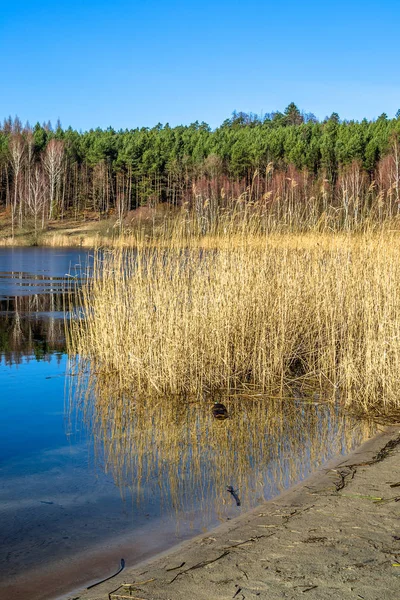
[{"xmin": 1, "ymin": 0, "xmax": 400, "ymax": 130}]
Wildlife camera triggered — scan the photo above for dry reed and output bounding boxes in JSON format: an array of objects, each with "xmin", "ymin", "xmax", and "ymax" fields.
[{"xmin": 67, "ymin": 217, "xmax": 400, "ymax": 415}]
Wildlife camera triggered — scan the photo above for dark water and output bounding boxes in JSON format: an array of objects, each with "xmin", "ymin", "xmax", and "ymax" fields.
[{"xmin": 0, "ymin": 247, "xmax": 376, "ymax": 600}]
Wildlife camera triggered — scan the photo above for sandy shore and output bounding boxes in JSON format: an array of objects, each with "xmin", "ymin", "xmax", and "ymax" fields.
[{"xmin": 54, "ymin": 425, "xmax": 400, "ymax": 600}]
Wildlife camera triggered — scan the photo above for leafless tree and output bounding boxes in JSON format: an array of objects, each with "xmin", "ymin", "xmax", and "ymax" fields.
[
  {"xmin": 27, "ymin": 165, "xmax": 46, "ymax": 237},
  {"xmin": 9, "ymin": 133, "xmax": 25, "ymax": 238},
  {"xmin": 115, "ymin": 171, "xmax": 130, "ymax": 232},
  {"xmin": 391, "ymin": 133, "xmax": 400, "ymax": 213},
  {"xmin": 42, "ymin": 139, "xmax": 64, "ymax": 219}
]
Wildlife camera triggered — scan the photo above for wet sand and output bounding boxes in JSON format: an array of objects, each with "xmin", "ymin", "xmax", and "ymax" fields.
[{"xmin": 16, "ymin": 425, "xmax": 399, "ymax": 600}]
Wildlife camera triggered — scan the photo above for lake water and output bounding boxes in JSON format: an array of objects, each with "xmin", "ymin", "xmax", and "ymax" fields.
[{"xmin": 0, "ymin": 247, "xmax": 376, "ymax": 600}]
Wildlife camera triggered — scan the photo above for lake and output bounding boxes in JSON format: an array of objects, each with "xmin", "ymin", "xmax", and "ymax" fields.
[{"xmin": 0, "ymin": 247, "xmax": 376, "ymax": 600}]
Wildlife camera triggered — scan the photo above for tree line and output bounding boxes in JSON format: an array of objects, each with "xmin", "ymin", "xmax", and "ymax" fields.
[{"xmin": 1, "ymin": 103, "xmax": 400, "ymax": 233}]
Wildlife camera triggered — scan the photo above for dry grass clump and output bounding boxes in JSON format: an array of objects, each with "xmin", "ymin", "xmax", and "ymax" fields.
[
  {"xmin": 0, "ymin": 214, "xmax": 116, "ymax": 247},
  {"xmin": 67, "ymin": 225, "xmax": 400, "ymax": 415}
]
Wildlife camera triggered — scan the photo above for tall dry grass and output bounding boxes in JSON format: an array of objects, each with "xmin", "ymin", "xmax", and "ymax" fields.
[{"xmin": 67, "ymin": 217, "xmax": 400, "ymax": 416}]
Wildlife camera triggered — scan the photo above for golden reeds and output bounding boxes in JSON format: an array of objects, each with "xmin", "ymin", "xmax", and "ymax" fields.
[{"xmin": 67, "ymin": 219, "xmax": 400, "ymax": 415}]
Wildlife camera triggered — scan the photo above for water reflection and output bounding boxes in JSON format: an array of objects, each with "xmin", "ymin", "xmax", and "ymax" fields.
[
  {"xmin": 0, "ymin": 291, "xmax": 68, "ymax": 314},
  {"xmin": 0, "ymin": 246, "xmax": 378, "ymax": 600},
  {"xmin": 0, "ymin": 293, "xmax": 67, "ymax": 364},
  {"xmin": 0, "ymin": 247, "xmax": 91, "ymax": 299},
  {"xmin": 70, "ymin": 370, "xmax": 377, "ymax": 527},
  {"xmin": 0, "ymin": 271, "xmax": 74, "ymax": 297},
  {"xmin": 0, "ymin": 247, "xmax": 88, "ymax": 364}
]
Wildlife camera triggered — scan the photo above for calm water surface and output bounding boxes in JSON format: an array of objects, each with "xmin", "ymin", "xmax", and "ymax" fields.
[{"xmin": 0, "ymin": 247, "xmax": 376, "ymax": 600}]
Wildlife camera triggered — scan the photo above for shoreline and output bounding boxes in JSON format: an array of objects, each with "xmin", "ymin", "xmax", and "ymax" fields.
[
  {"xmin": 0, "ymin": 224, "xmax": 106, "ymax": 248},
  {"xmin": 3, "ymin": 426, "xmax": 397, "ymax": 600},
  {"xmin": 66, "ymin": 426, "xmax": 400, "ymax": 600}
]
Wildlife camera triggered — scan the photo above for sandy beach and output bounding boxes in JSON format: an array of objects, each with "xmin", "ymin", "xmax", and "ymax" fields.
[{"xmin": 46, "ymin": 425, "xmax": 400, "ymax": 600}]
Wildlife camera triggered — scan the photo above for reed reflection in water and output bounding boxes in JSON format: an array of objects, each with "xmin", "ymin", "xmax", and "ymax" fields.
[
  {"xmin": 0, "ymin": 294, "xmax": 69, "ymax": 365},
  {"xmin": 69, "ymin": 369, "xmax": 376, "ymax": 528}
]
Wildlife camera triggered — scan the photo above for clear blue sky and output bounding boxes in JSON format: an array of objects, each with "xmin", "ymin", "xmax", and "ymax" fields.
[{"xmin": 1, "ymin": 0, "xmax": 399, "ymax": 130}]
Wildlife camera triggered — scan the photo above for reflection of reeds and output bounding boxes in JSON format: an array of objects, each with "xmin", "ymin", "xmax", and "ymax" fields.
[
  {"xmin": 68, "ymin": 371, "xmax": 376, "ymax": 524},
  {"xmin": 68, "ymin": 229, "xmax": 400, "ymax": 414},
  {"xmin": 0, "ymin": 301, "xmax": 66, "ymax": 365}
]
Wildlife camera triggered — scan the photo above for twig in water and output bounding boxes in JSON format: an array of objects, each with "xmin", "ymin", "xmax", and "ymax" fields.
[
  {"xmin": 227, "ymin": 486, "xmax": 241, "ymax": 506},
  {"xmin": 87, "ymin": 558, "xmax": 125, "ymax": 590}
]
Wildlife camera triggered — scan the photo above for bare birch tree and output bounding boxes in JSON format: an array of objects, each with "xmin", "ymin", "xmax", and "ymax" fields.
[
  {"xmin": 42, "ymin": 139, "xmax": 64, "ymax": 219},
  {"xmin": 27, "ymin": 165, "xmax": 46, "ymax": 238},
  {"xmin": 115, "ymin": 171, "xmax": 130, "ymax": 233},
  {"xmin": 9, "ymin": 133, "xmax": 25, "ymax": 238}
]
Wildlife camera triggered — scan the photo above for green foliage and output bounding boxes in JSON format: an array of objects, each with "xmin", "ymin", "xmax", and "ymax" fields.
[
  {"xmin": 2, "ymin": 110, "xmax": 395, "ymax": 182},
  {"xmin": 33, "ymin": 122, "xmax": 48, "ymax": 153},
  {"xmin": 284, "ymin": 102, "xmax": 303, "ymax": 126},
  {"xmin": 1, "ymin": 108, "xmax": 399, "ymax": 219}
]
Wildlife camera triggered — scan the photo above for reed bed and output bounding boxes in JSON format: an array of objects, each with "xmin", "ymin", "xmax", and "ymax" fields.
[{"xmin": 67, "ymin": 220, "xmax": 400, "ymax": 415}]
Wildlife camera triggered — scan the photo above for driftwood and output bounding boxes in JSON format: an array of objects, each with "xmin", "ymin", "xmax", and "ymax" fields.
[
  {"xmin": 87, "ymin": 558, "xmax": 125, "ymax": 590},
  {"xmin": 108, "ymin": 579, "xmax": 155, "ymax": 600},
  {"xmin": 223, "ymin": 534, "xmax": 271, "ymax": 550},
  {"xmin": 166, "ymin": 561, "xmax": 185, "ymax": 571},
  {"xmin": 169, "ymin": 551, "xmax": 230, "ymax": 584},
  {"xmin": 227, "ymin": 486, "xmax": 241, "ymax": 506}
]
